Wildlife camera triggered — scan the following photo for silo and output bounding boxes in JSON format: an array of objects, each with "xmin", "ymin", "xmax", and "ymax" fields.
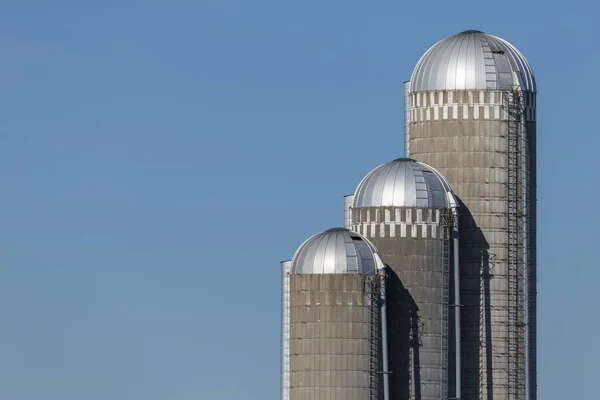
[
  {"xmin": 351, "ymin": 158, "xmax": 456, "ymax": 400},
  {"xmin": 407, "ymin": 30, "xmax": 537, "ymax": 400},
  {"xmin": 281, "ymin": 228, "xmax": 389, "ymax": 400},
  {"xmin": 344, "ymin": 194, "xmax": 355, "ymax": 229}
]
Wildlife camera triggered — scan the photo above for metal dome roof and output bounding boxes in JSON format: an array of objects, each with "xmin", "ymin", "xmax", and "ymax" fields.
[
  {"xmin": 353, "ymin": 158, "xmax": 452, "ymax": 209},
  {"xmin": 410, "ymin": 30, "xmax": 536, "ymax": 92},
  {"xmin": 291, "ymin": 228, "xmax": 380, "ymax": 274}
]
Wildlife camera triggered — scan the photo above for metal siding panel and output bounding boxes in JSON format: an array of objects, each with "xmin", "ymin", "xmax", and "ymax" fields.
[
  {"xmin": 281, "ymin": 261, "xmax": 292, "ymax": 400},
  {"xmin": 455, "ymin": 35, "xmax": 470, "ymax": 90},
  {"xmin": 404, "ymin": 161, "xmax": 417, "ymax": 206},
  {"xmin": 445, "ymin": 35, "xmax": 462, "ymax": 91},
  {"xmin": 494, "ymin": 53, "xmax": 511, "ymax": 73},
  {"xmin": 334, "ymin": 233, "xmax": 347, "ymax": 274},
  {"xmin": 475, "ymin": 35, "xmax": 487, "ymax": 89},
  {"xmin": 420, "ymin": 41, "xmax": 437, "ymax": 92},
  {"xmin": 313, "ymin": 232, "xmax": 330, "ymax": 274},
  {"xmin": 353, "ymin": 167, "xmax": 379, "ymax": 208},
  {"xmin": 437, "ymin": 38, "xmax": 457, "ymax": 90},
  {"xmin": 294, "ymin": 234, "xmax": 320, "ymax": 274},
  {"xmin": 465, "ymin": 33, "xmax": 477, "ymax": 89},
  {"xmin": 371, "ymin": 163, "xmax": 393, "ymax": 207},
  {"xmin": 499, "ymin": 72, "xmax": 514, "ymax": 88},
  {"xmin": 343, "ymin": 194, "xmax": 354, "ymax": 230},
  {"xmin": 404, "ymin": 81, "xmax": 411, "ymax": 157},
  {"xmin": 382, "ymin": 161, "xmax": 402, "ymax": 206}
]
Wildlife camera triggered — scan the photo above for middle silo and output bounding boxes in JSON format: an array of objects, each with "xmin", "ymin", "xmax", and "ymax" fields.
[{"xmin": 350, "ymin": 158, "xmax": 456, "ymax": 400}]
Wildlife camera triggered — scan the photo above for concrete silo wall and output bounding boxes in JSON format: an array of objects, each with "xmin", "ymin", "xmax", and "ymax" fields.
[
  {"xmin": 352, "ymin": 206, "xmax": 449, "ymax": 400},
  {"xmin": 408, "ymin": 89, "xmax": 537, "ymax": 400},
  {"xmin": 289, "ymin": 274, "xmax": 379, "ymax": 400}
]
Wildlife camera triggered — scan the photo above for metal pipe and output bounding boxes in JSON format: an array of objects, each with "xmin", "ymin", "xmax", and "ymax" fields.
[
  {"xmin": 344, "ymin": 194, "xmax": 354, "ymax": 230},
  {"xmin": 380, "ymin": 270, "xmax": 390, "ymax": 400},
  {"xmin": 452, "ymin": 208, "xmax": 461, "ymax": 399},
  {"xmin": 404, "ymin": 81, "xmax": 411, "ymax": 157},
  {"xmin": 521, "ymin": 97, "xmax": 530, "ymax": 400},
  {"xmin": 280, "ymin": 261, "xmax": 292, "ymax": 400}
]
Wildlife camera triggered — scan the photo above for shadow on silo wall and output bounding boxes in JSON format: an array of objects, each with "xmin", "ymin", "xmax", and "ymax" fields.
[
  {"xmin": 386, "ymin": 269, "xmax": 420, "ymax": 400},
  {"xmin": 455, "ymin": 197, "xmax": 493, "ymax": 400}
]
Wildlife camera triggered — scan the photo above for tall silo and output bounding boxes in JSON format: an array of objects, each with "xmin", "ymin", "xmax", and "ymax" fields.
[
  {"xmin": 350, "ymin": 158, "xmax": 458, "ymax": 400},
  {"xmin": 406, "ymin": 30, "xmax": 537, "ymax": 400},
  {"xmin": 281, "ymin": 228, "xmax": 390, "ymax": 400}
]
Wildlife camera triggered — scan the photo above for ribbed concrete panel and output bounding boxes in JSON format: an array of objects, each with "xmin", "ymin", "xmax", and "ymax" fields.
[
  {"xmin": 352, "ymin": 206, "xmax": 448, "ymax": 400},
  {"xmin": 289, "ymin": 274, "xmax": 374, "ymax": 400},
  {"xmin": 409, "ymin": 89, "xmax": 537, "ymax": 400}
]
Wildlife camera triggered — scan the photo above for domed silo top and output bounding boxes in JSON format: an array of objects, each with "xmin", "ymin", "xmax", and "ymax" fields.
[
  {"xmin": 353, "ymin": 158, "xmax": 452, "ymax": 209},
  {"xmin": 410, "ymin": 30, "xmax": 536, "ymax": 92},
  {"xmin": 291, "ymin": 228, "xmax": 379, "ymax": 274}
]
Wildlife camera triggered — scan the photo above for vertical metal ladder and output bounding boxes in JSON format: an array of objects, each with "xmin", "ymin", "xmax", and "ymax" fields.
[
  {"xmin": 366, "ymin": 275, "xmax": 382, "ymax": 400},
  {"xmin": 502, "ymin": 88, "xmax": 527, "ymax": 400},
  {"xmin": 441, "ymin": 208, "xmax": 451, "ymax": 400}
]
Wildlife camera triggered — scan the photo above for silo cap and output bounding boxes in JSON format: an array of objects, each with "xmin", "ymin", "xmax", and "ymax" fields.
[
  {"xmin": 410, "ymin": 30, "xmax": 536, "ymax": 92},
  {"xmin": 353, "ymin": 158, "xmax": 453, "ymax": 209},
  {"xmin": 291, "ymin": 228, "xmax": 382, "ymax": 275}
]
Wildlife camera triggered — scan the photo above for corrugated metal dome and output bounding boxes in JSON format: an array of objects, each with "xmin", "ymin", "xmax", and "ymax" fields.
[
  {"xmin": 410, "ymin": 30, "xmax": 536, "ymax": 92},
  {"xmin": 353, "ymin": 158, "xmax": 451, "ymax": 209},
  {"xmin": 291, "ymin": 228, "xmax": 379, "ymax": 274}
]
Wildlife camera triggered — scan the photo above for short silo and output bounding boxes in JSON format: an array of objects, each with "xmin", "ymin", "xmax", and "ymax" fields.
[
  {"xmin": 281, "ymin": 228, "xmax": 388, "ymax": 400},
  {"xmin": 351, "ymin": 158, "xmax": 456, "ymax": 400}
]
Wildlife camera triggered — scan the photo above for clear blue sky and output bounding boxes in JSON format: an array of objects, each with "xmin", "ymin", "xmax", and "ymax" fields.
[{"xmin": 0, "ymin": 1, "xmax": 597, "ymax": 399}]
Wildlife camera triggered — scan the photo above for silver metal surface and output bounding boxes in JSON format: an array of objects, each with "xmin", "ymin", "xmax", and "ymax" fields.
[
  {"xmin": 410, "ymin": 30, "xmax": 536, "ymax": 92},
  {"xmin": 452, "ymin": 209, "xmax": 461, "ymax": 400},
  {"xmin": 353, "ymin": 158, "xmax": 450, "ymax": 209},
  {"xmin": 377, "ymin": 257, "xmax": 390, "ymax": 400},
  {"xmin": 291, "ymin": 228, "xmax": 378, "ymax": 275},
  {"xmin": 280, "ymin": 260, "xmax": 292, "ymax": 400},
  {"xmin": 344, "ymin": 194, "xmax": 354, "ymax": 230},
  {"xmin": 404, "ymin": 81, "xmax": 410, "ymax": 157}
]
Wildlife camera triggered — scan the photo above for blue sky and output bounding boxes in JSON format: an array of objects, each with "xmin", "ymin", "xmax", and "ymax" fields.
[{"xmin": 0, "ymin": 1, "xmax": 598, "ymax": 399}]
